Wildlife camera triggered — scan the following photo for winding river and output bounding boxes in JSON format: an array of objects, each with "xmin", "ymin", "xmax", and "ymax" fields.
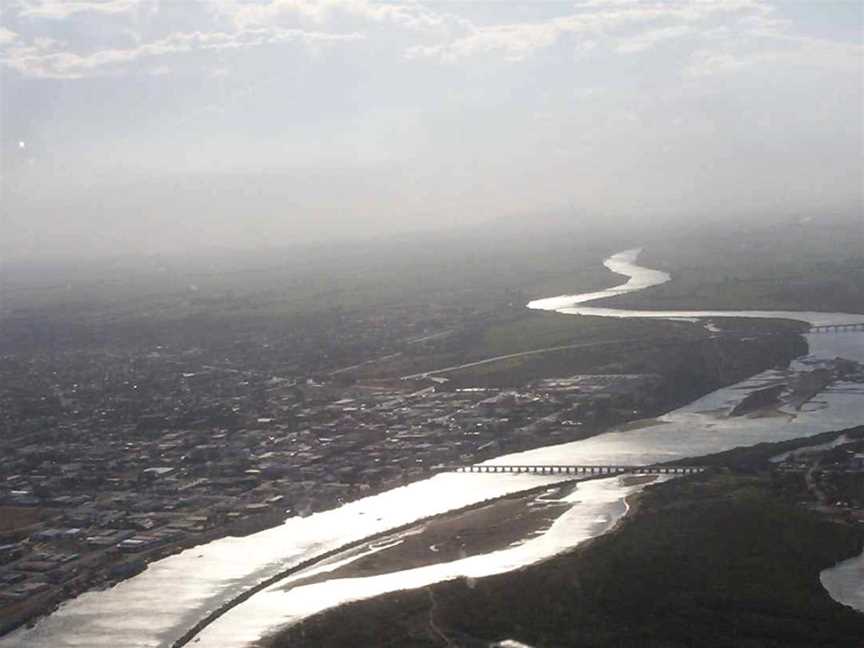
[{"xmin": 3, "ymin": 249, "xmax": 862, "ymax": 647}]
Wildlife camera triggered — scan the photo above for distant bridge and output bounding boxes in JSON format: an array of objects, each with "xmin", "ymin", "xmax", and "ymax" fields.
[
  {"xmin": 446, "ymin": 464, "xmax": 706, "ymax": 475},
  {"xmin": 809, "ymin": 322, "xmax": 864, "ymax": 334}
]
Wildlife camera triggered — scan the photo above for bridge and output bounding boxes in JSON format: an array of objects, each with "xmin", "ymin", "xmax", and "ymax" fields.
[
  {"xmin": 809, "ymin": 322, "xmax": 864, "ymax": 334},
  {"xmin": 446, "ymin": 464, "xmax": 706, "ymax": 475}
]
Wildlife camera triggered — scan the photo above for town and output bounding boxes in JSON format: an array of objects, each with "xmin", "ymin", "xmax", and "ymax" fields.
[{"xmin": 0, "ymin": 331, "xmax": 666, "ymax": 633}]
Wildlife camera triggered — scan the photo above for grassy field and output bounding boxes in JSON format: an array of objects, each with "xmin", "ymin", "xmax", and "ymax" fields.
[
  {"xmin": 609, "ymin": 218, "xmax": 864, "ymax": 314},
  {"xmin": 474, "ymin": 312, "xmax": 701, "ymax": 358},
  {"xmin": 447, "ymin": 323, "xmax": 805, "ymax": 392}
]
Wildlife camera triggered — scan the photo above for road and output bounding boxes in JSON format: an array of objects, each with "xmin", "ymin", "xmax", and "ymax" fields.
[
  {"xmin": 401, "ymin": 325, "xmax": 805, "ymax": 381},
  {"xmin": 400, "ymin": 336, "xmax": 664, "ymax": 380}
]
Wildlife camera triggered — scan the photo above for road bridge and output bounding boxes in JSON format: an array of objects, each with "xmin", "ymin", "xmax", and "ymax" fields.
[
  {"xmin": 809, "ymin": 323, "xmax": 864, "ymax": 333},
  {"xmin": 446, "ymin": 464, "xmax": 706, "ymax": 475}
]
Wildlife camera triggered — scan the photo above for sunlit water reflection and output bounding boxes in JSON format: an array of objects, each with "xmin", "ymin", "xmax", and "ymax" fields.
[
  {"xmin": 4, "ymin": 249, "xmax": 862, "ymax": 647},
  {"xmin": 821, "ymin": 553, "xmax": 864, "ymax": 615},
  {"xmin": 192, "ymin": 476, "xmax": 659, "ymax": 647},
  {"xmin": 528, "ymin": 248, "xmax": 863, "ymax": 328}
]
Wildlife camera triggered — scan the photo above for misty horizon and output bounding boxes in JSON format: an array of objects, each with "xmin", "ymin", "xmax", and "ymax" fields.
[
  {"xmin": 2, "ymin": 0, "xmax": 862, "ymax": 260},
  {"xmin": 2, "ymin": 5, "xmax": 864, "ymax": 642}
]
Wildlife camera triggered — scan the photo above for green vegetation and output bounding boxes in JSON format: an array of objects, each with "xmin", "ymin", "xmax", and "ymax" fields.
[
  {"xmin": 276, "ymin": 472, "xmax": 864, "ymax": 648},
  {"xmin": 672, "ymin": 425, "xmax": 864, "ymax": 471},
  {"xmin": 474, "ymin": 312, "xmax": 701, "ymax": 358},
  {"xmin": 611, "ymin": 219, "xmax": 864, "ymax": 314},
  {"xmin": 2, "ymin": 226, "xmax": 618, "ymax": 357},
  {"xmin": 448, "ymin": 325, "xmax": 805, "ymax": 393}
]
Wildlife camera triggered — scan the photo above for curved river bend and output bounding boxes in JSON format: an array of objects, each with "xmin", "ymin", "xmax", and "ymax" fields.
[{"xmin": 3, "ymin": 249, "xmax": 862, "ymax": 647}]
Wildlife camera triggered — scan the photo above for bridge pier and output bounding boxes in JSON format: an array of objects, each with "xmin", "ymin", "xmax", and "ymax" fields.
[
  {"xmin": 449, "ymin": 463, "xmax": 706, "ymax": 476},
  {"xmin": 809, "ymin": 322, "xmax": 864, "ymax": 334}
]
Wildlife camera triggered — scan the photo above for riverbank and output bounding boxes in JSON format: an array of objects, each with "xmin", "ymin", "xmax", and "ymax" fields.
[
  {"xmin": 601, "ymin": 220, "xmax": 864, "ymax": 316},
  {"xmin": 9, "ymin": 328, "xmax": 807, "ymax": 638},
  {"xmin": 7, "ymin": 237, "xmax": 861, "ymax": 648},
  {"xmin": 273, "ymin": 478, "xmax": 655, "ymax": 592},
  {"xmin": 167, "ymin": 475, "xmax": 624, "ymax": 648},
  {"xmin": 0, "ymin": 509, "xmax": 288, "ymax": 637},
  {"xmin": 273, "ymin": 471, "xmax": 864, "ymax": 647}
]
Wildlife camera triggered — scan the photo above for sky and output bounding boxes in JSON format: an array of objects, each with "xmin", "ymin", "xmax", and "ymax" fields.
[{"xmin": 1, "ymin": 0, "xmax": 862, "ymax": 259}]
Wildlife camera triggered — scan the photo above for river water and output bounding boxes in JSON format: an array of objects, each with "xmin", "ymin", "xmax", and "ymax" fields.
[
  {"xmin": 4, "ymin": 249, "xmax": 862, "ymax": 647},
  {"xmin": 529, "ymin": 248, "xmax": 864, "ymax": 328},
  {"xmin": 821, "ymin": 552, "xmax": 864, "ymax": 616}
]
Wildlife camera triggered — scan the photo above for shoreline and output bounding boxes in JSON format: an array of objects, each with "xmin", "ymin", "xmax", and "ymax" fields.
[
  {"xmin": 168, "ymin": 474, "xmax": 613, "ymax": 648},
  {"xmin": 256, "ymin": 476, "xmax": 657, "ymax": 648},
  {"xmin": 9, "ymin": 243, "xmax": 861, "ymax": 647},
  {"xmin": 274, "ymin": 485, "xmax": 577, "ymax": 591},
  {"xmin": 6, "ymin": 330, "xmax": 768, "ymax": 643},
  {"xmin": 6, "ymin": 322, "xmax": 809, "ymax": 642},
  {"xmin": 263, "ymin": 479, "xmax": 661, "ymax": 648},
  {"xmin": 0, "ymin": 509, "xmax": 289, "ymax": 638},
  {"xmin": 273, "ymin": 469, "xmax": 864, "ymax": 648}
]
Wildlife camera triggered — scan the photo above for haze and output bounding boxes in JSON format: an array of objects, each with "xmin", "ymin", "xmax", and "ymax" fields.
[{"xmin": 1, "ymin": 0, "xmax": 862, "ymax": 259}]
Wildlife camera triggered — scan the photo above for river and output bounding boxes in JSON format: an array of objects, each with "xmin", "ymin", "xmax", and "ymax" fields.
[{"xmin": 3, "ymin": 249, "xmax": 862, "ymax": 647}]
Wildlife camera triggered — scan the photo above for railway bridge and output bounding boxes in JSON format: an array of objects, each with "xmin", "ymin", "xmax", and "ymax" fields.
[
  {"xmin": 446, "ymin": 464, "xmax": 706, "ymax": 475},
  {"xmin": 809, "ymin": 322, "xmax": 864, "ymax": 334}
]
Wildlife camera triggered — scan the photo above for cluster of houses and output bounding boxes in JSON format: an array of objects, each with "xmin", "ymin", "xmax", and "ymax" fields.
[{"xmin": 1, "ymin": 338, "xmax": 665, "ymax": 630}]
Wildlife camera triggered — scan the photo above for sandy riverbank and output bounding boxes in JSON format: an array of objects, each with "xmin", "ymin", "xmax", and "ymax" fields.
[
  {"xmin": 271, "ymin": 471, "xmax": 864, "ymax": 648},
  {"xmin": 278, "ymin": 484, "xmax": 578, "ymax": 590},
  {"xmin": 281, "ymin": 474, "xmax": 659, "ymax": 591}
]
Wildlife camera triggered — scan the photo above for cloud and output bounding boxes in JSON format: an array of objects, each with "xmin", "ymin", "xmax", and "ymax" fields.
[
  {"xmin": 0, "ymin": 27, "xmax": 19, "ymax": 45},
  {"xmin": 406, "ymin": 22, "xmax": 562, "ymax": 63},
  {"xmin": 3, "ymin": 0, "xmax": 858, "ymax": 86},
  {"xmin": 404, "ymin": 0, "xmax": 773, "ymax": 63},
  {"xmin": 217, "ymin": 0, "xmax": 470, "ymax": 34},
  {"xmin": 1, "ymin": 0, "xmax": 786, "ymax": 80},
  {"xmin": 2, "ymin": 26, "xmax": 364, "ymax": 78},
  {"xmin": 685, "ymin": 49, "xmax": 750, "ymax": 77},
  {"xmin": 13, "ymin": 0, "xmax": 144, "ymax": 19},
  {"xmin": 684, "ymin": 35, "xmax": 863, "ymax": 78},
  {"xmin": 615, "ymin": 25, "xmax": 693, "ymax": 54},
  {"xmin": 2, "ymin": 0, "xmax": 446, "ymax": 79}
]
